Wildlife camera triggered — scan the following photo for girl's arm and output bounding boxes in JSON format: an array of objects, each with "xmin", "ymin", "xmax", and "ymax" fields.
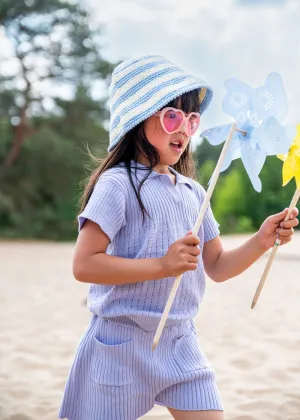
[
  {"xmin": 203, "ymin": 234, "xmax": 267, "ymax": 282},
  {"xmin": 73, "ymin": 220, "xmax": 200, "ymax": 285},
  {"xmin": 203, "ymin": 208, "xmax": 299, "ymax": 283}
]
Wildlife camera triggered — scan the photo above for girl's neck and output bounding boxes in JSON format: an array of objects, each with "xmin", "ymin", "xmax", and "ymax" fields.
[{"xmin": 137, "ymin": 155, "xmax": 171, "ymax": 175}]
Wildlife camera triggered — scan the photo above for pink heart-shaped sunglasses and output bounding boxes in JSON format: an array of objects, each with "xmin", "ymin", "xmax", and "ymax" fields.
[{"xmin": 154, "ymin": 107, "xmax": 201, "ymax": 136}]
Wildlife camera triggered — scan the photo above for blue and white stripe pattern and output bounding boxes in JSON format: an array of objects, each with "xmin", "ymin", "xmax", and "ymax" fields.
[{"xmin": 108, "ymin": 55, "xmax": 213, "ymax": 152}]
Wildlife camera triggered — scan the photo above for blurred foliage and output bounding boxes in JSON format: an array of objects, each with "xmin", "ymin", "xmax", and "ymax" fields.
[
  {"xmin": 0, "ymin": 0, "xmax": 111, "ymax": 239},
  {"xmin": 0, "ymin": 86, "xmax": 108, "ymax": 239},
  {"xmin": 0, "ymin": 0, "xmax": 114, "ymax": 166},
  {"xmin": 0, "ymin": 1, "xmax": 297, "ymax": 240}
]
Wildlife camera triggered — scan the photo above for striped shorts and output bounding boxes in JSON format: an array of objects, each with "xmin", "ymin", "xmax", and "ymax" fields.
[{"xmin": 58, "ymin": 315, "xmax": 223, "ymax": 420}]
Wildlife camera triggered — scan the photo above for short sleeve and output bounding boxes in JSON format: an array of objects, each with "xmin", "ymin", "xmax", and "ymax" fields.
[
  {"xmin": 202, "ymin": 203, "xmax": 220, "ymax": 243},
  {"xmin": 192, "ymin": 181, "xmax": 220, "ymax": 243},
  {"xmin": 78, "ymin": 179, "xmax": 126, "ymax": 242}
]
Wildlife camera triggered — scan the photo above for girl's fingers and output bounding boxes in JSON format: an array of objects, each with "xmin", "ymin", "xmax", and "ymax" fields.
[
  {"xmin": 286, "ymin": 208, "xmax": 299, "ymax": 219},
  {"xmin": 273, "ymin": 208, "xmax": 299, "ymax": 224},
  {"xmin": 187, "ymin": 263, "xmax": 198, "ymax": 271},
  {"xmin": 279, "ymin": 237, "xmax": 292, "ymax": 245},
  {"xmin": 182, "ymin": 234, "xmax": 200, "ymax": 246},
  {"xmin": 277, "ymin": 227, "xmax": 294, "ymax": 238},
  {"xmin": 187, "ymin": 256, "xmax": 199, "ymax": 264},
  {"xmin": 281, "ymin": 218, "xmax": 299, "ymax": 229},
  {"xmin": 187, "ymin": 245, "xmax": 201, "ymax": 256}
]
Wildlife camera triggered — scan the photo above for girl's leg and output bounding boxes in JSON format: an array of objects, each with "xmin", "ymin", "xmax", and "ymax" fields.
[{"xmin": 167, "ymin": 407, "xmax": 224, "ymax": 420}]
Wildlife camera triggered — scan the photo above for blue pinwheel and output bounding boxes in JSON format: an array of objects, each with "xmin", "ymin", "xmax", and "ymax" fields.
[{"xmin": 200, "ymin": 73, "xmax": 291, "ymax": 192}]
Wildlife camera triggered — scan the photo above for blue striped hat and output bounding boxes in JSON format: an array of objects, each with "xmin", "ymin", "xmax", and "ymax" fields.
[{"xmin": 108, "ymin": 55, "xmax": 213, "ymax": 152}]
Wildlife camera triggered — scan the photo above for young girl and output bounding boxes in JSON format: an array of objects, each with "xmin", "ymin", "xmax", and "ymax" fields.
[{"xmin": 59, "ymin": 55, "xmax": 298, "ymax": 420}]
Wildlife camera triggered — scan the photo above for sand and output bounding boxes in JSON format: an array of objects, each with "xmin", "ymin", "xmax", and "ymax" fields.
[{"xmin": 0, "ymin": 234, "xmax": 300, "ymax": 420}]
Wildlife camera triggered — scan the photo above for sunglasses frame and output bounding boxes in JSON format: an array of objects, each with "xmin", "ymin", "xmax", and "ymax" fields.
[{"xmin": 154, "ymin": 107, "xmax": 201, "ymax": 136}]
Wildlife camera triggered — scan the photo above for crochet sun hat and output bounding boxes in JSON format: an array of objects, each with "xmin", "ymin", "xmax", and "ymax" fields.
[{"xmin": 108, "ymin": 54, "xmax": 213, "ymax": 152}]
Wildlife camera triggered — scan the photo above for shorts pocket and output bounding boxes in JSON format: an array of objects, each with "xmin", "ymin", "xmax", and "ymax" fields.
[
  {"xmin": 90, "ymin": 336, "xmax": 134, "ymax": 386},
  {"xmin": 173, "ymin": 330, "xmax": 208, "ymax": 372}
]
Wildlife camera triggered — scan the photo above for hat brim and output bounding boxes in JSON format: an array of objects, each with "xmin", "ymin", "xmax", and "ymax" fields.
[{"xmin": 108, "ymin": 82, "xmax": 213, "ymax": 152}]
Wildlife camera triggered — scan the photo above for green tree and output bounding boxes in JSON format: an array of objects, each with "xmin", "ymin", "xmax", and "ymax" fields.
[
  {"xmin": 0, "ymin": 1, "xmax": 116, "ymax": 239},
  {"xmin": 0, "ymin": 0, "xmax": 114, "ymax": 167}
]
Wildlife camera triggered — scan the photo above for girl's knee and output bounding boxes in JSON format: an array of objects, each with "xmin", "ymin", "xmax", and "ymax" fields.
[{"xmin": 167, "ymin": 407, "xmax": 224, "ymax": 420}]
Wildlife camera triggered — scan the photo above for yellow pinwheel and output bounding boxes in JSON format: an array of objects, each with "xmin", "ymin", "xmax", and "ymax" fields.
[
  {"xmin": 252, "ymin": 124, "xmax": 300, "ymax": 309},
  {"xmin": 278, "ymin": 124, "xmax": 300, "ymax": 188}
]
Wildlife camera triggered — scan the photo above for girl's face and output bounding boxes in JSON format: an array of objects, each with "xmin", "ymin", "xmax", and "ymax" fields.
[{"xmin": 143, "ymin": 108, "xmax": 192, "ymax": 166}]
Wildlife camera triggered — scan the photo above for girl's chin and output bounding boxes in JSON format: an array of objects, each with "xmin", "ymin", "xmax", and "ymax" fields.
[{"xmin": 159, "ymin": 154, "xmax": 182, "ymax": 166}]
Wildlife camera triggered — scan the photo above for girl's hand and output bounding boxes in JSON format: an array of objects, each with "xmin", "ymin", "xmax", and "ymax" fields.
[
  {"xmin": 160, "ymin": 230, "xmax": 200, "ymax": 277},
  {"xmin": 257, "ymin": 208, "xmax": 299, "ymax": 251}
]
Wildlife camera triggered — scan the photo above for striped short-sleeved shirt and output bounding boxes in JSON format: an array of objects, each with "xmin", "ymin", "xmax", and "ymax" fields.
[{"xmin": 78, "ymin": 161, "xmax": 220, "ymax": 331}]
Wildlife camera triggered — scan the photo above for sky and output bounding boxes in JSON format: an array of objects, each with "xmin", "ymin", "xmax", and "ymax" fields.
[
  {"xmin": 1, "ymin": 0, "xmax": 299, "ymax": 145},
  {"xmin": 86, "ymin": 0, "xmax": 300, "ymax": 143}
]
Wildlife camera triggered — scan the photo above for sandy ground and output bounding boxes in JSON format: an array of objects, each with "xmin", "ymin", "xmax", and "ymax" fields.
[{"xmin": 0, "ymin": 234, "xmax": 300, "ymax": 420}]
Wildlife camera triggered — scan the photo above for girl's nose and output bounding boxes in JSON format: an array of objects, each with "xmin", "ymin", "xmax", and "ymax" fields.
[{"xmin": 179, "ymin": 124, "xmax": 188, "ymax": 136}]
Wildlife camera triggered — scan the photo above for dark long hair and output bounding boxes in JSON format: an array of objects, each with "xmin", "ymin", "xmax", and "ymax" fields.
[{"xmin": 79, "ymin": 89, "xmax": 200, "ymax": 218}]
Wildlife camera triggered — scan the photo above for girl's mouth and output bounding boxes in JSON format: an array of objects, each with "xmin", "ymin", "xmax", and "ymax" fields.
[{"xmin": 169, "ymin": 140, "xmax": 183, "ymax": 153}]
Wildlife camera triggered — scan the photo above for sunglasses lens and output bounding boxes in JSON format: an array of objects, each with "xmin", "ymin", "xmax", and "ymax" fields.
[
  {"xmin": 162, "ymin": 110, "xmax": 183, "ymax": 133},
  {"xmin": 188, "ymin": 114, "xmax": 200, "ymax": 135}
]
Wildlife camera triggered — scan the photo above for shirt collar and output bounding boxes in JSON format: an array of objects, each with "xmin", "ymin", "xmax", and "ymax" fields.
[
  {"xmin": 119, "ymin": 160, "xmax": 193, "ymax": 188},
  {"xmin": 168, "ymin": 166, "xmax": 193, "ymax": 188}
]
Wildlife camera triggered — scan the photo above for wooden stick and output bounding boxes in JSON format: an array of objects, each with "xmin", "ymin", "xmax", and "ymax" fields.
[
  {"xmin": 251, "ymin": 188, "xmax": 300, "ymax": 309},
  {"xmin": 152, "ymin": 122, "xmax": 237, "ymax": 350},
  {"xmin": 236, "ymin": 128, "xmax": 247, "ymax": 136}
]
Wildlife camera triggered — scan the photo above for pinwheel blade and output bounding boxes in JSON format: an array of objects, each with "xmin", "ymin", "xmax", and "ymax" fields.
[
  {"xmin": 254, "ymin": 73, "xmax": 288, "ymax": 122},
  {"xmin": 222, "ymin": 78, "xmax": 254, "ymax": 120},
  {"xmin": 295, "ymin": 124, "xmax": 300, "ymax": 147},
  {"xmin": 200, "ymin": 124, "xmax": 233, "ymax": 146},
  {"xmin": 241, "ymin": 141, "xmax": 266, "ymax": 192},
  {"xmin": 282, "ymin": 155, "xmax": 297, "ymax": 186},
  {"xmin": 258, "ymin": 116, "xmax": 291, "ymax": 155},
  {"xmin": 207, "ymin": 135, "xmax": 241, "ymax": 186},
  {"xmin": 220, "ymin": 135, "xmax": 241, "ymax": 171}
]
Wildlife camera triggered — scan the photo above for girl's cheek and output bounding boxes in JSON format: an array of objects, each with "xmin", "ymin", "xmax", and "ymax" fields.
[
  {"xmin": 154, "ymin": 121, "xmax": 166, "ymax": 141},
  {"xmin": 144, "ymin": 119, "xmax": 161, "ymax": 142}
]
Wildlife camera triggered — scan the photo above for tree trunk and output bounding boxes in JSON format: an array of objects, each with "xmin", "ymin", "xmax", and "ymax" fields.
[{"xmin": 3, "ymin": 106, "xmax": 28, "ymax": 167}]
